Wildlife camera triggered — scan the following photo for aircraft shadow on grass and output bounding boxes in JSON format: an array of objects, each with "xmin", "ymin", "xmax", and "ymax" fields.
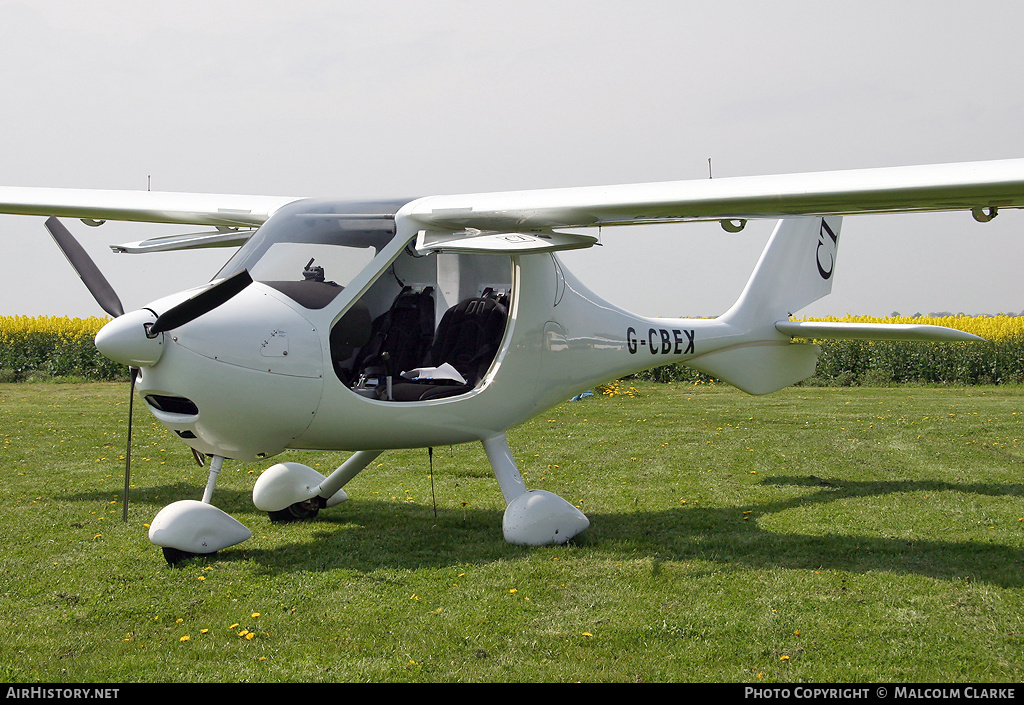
[{"xmin": 67, "ymin": 474, "xmax": 1024, "ymax": 586}]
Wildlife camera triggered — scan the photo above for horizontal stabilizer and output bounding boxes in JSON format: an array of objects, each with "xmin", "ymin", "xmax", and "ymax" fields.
[{"xmin": 776, "ymin": 321, "xmax": 986, "ymax": 342}]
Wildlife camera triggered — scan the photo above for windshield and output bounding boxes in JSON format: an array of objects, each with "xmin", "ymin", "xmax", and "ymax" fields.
[{"xmin": 217, "ymin": 198, "xmax": 412, "ymax": 309}]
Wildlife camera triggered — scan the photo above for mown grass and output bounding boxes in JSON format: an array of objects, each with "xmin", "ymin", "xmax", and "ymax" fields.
[{"xmin": 1, "ymin": 381, "xmax": 1023, "ymax": 683}]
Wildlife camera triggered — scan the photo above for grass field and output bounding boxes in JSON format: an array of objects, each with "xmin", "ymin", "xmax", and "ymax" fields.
[{"xmin": 1, "ymin": 381, "xmax": 1023, "ymax": 683}]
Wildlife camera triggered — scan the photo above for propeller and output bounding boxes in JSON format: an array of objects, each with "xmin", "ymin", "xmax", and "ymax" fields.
[
  {"xmin": 44, "ymin": 216, "xmax": 125, "ymax": 318},
  {"xmin": 43, "ymin": 216, "xmax": 252, "ymax": 520},
  {"xmin": 148, "ymin": 269, "xmax": 253, "ymax": 335},
  {"xmin": 43, "ymin": 217, "xmax": 138, "ymax": 520}
]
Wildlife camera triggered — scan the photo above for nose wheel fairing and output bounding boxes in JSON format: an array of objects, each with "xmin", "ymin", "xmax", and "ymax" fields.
[{"xmin": 149, "ymin": 499, "xmax": 252, "ymax": 563}]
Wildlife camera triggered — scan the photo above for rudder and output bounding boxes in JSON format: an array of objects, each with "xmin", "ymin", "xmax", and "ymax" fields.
[{"xmin": 721, "ymin": 216, "xmax": 843, "ymax": 327}]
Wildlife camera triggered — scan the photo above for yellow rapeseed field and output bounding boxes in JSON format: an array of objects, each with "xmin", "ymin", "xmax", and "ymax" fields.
[
  {"xmin": 0, "ymin": 314, "xmax": 109, "ymax": 339},
  {"xmin": 0, "ymin": 315, "xmax": 120, "ymax": 381}
]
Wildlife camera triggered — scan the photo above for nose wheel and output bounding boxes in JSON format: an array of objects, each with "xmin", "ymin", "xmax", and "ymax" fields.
[{"xmin": 161, "ymin": 546, "xmax": 203, "ymax": 566}]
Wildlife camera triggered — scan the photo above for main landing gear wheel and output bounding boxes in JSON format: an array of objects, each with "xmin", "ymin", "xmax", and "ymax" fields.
[{"xmin": 267, "ymin": 498, "xmax": 322, "ymax": 523}]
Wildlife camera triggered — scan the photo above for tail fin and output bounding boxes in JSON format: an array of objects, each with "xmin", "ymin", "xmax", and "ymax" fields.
[
  {"xmin": 687, "ymin": 214, "xmax": 982, "ymax": 395},
  {"xmin": 721, "ymin": 215, "xmax": 842, "ymax": 327}
]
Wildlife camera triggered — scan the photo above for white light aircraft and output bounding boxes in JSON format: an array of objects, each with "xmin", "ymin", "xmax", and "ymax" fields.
[{"xmin": 2, "ymin": 159, "xmax": 1020, "ymax": 564}]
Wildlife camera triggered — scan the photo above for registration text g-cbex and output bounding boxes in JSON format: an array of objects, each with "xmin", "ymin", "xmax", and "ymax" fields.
[
  {"xmin": 627, "ymin": 327, "xmax": 695, "ymax": 356},
  {"xmin": 815, "ymin": 218, "xmax": 840, "ymax": 280}
]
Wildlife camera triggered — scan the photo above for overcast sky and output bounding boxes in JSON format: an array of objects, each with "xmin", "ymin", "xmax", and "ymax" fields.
[{"xmin": 2, "ymin": 0, "xmax": 1024, "ymax": 319}]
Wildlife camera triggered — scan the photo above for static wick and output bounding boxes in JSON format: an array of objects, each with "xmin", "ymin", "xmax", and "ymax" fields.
[{"xmin": 708, "ymin": 158, "xmax": 713, "ymax": 179}]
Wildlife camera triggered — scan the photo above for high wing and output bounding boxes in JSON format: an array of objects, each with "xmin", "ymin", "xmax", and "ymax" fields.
[
  {"xmin": 2, "ymin": 159, "xmax": 1024, "ymax": 253},
  {"xmin": 0, "ymin": 186, "xmax": 303, "ymax": 228},
  {"xmin": 401, "ymin": 158, "xmax": 1024, "ymax": 237}
]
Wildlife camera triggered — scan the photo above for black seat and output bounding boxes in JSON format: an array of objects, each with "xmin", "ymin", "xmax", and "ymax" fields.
[
  {"xmin": 390, "ymin": 294, "xmax": 508, "ymax": 401},
  {"xmin": 348, "ymin": 286, "xmax": 435, "ymax": 391},
  {"xmin": 355, "ymin": 287, "xmax": 435, "ymax": 377}
]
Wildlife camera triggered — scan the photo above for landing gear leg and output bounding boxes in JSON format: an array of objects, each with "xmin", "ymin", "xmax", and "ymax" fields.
[
  {"xmin": 319, "ymin": 450, "xmax": 382, "ymax": 500},
  {"xmin": 201, "ymin": 454, "xmax": 224, "ymax": 503},
  {"xmin": 482, "ymin": 434, "xmax": 589, "ymax": 545}
]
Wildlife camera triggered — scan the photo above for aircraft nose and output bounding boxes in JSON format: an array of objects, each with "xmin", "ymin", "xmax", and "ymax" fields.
[{"xmin": 94, "ymin": 309, "xmax": 165, "ymax": 367}]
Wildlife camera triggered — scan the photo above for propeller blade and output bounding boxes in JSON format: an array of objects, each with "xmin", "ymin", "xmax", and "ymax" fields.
[
  {"xmin": 44, "ymin": 216, "xmax": 125, "ymax": 318},
  {"xmin": 122, "ymin": 367, "xmax": 138, "ymax": 522},
  {"xmin": 149, "ymin": 269, "xmax": 253, "ymax": 335}
]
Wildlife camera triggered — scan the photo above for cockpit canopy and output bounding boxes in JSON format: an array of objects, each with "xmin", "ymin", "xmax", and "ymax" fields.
[{"xmin": 217, "ymin": 197, "xmax": 411, "ymax": 309}]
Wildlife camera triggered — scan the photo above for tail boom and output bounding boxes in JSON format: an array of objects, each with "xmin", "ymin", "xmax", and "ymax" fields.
[{"xmin": 677, "ymin": 215, "xmax": 986, "ymax": 394}]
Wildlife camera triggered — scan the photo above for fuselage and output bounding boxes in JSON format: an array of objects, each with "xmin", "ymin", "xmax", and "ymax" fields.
[{"xmin": 99, "ymin": 197, "xmax": 749, "ymax": 462}]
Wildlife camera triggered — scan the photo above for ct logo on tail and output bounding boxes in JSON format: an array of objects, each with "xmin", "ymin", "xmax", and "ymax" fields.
[{"xmin": 815, "ymin": 218, "xmax": 840, "ymax": 280}]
